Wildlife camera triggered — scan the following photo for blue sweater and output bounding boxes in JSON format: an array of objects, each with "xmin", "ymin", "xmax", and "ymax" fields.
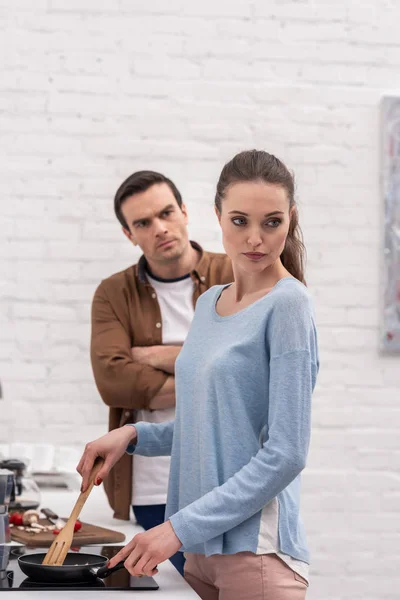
[{"xmin": 130, "ymin": 277, "xmax": 319, "ymax": 562}]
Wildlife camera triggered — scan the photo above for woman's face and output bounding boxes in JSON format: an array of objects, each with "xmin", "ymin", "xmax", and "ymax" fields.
[{"xmin": 216, "ymin": 181, "xmax": 294, "ymax": 274}]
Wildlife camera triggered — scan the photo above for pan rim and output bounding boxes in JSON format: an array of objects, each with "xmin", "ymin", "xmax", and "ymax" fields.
[{"xmin": 18, "ymin": 552, "xmax": 108, "ymax": 568}]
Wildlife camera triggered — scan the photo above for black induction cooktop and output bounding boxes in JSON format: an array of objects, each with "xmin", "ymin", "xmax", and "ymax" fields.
[{"xmin": 0, "ymin": 545, "xmax": 159, "ymax": 591}]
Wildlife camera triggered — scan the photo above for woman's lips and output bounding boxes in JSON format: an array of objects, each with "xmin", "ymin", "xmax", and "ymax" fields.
[{"xmin": 243, "ymin": 252, "xmax": 266, "ymax": 260}]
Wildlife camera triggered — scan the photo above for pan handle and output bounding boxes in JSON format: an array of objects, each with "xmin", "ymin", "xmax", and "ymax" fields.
[{"xmin": 94, "ymin": 560, "xmax": 126, "ymax": 579}]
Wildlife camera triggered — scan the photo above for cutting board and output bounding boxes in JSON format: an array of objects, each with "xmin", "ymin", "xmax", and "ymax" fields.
[{"xmin": 11, "ymin": 517, "xmax": 126, "ymax": 547}]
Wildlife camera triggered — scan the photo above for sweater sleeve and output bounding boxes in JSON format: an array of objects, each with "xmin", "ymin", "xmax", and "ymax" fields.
[
  {"xmin": 169, "ymin": 292, "xmax": 318, "ymax": 549},
  {"xmin": 126, "ymin": 420, "xmax": 175, "ymax": 457}
]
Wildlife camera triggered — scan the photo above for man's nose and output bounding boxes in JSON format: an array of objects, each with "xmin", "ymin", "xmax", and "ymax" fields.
[{"xmin": 153, "ymin": 219, "xmax": 168, "ymax": 236}]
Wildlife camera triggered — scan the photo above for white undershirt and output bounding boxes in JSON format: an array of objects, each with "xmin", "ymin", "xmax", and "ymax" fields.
[{"xmin": 131, "ymin": 272, "xmax": 194, "ymax": 506}]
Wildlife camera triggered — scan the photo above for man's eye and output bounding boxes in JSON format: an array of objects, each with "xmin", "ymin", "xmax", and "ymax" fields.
[
  {"xmin": 163, "ymin": 210, "xmax": 173, "ymax": 217},
  {"xmin": 137, "ymin": 221, "xmax": 148, "ymax": 228}
]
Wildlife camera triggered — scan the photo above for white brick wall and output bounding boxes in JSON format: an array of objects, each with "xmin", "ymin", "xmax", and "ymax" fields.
[{"xmin": 1, "ymin": 1, "xmax": 399, "ymax": 597}]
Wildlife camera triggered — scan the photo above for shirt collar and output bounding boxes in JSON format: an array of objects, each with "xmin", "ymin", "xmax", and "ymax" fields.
[{"xmin": 137, "ymin": 240, "xmax": 209, "ymax": 285}]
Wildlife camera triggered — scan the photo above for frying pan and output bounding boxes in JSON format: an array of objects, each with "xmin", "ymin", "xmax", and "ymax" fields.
[{"xmin": 18, "ymin": 552, "xmax": 125, "ymax": 584}]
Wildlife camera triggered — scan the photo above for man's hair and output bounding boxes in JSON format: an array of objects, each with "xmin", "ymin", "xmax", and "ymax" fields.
[{"xmin": 114, "ymin": 170, "xmax": 183, "ymax": 230}]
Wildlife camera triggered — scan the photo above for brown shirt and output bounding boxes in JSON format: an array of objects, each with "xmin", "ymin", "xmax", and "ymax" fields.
[{"xmin": 91, "ymin": 242, "xmax": 233, "ymax": 519}]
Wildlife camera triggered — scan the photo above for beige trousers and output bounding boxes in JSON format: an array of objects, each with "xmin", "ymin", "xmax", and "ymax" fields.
[{"xmin": 184, "ymin": 552, "xmax": 308, "ymax": 600}]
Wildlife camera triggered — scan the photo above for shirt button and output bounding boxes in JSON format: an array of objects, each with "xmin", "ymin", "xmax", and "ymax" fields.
[
  {"xmin": 200, "ymin": 276, "xmax": 206, "ymax": 282},
  {"xmin": 124, "ymin": 411, "xmax": 130, "ymax": 417},
  {"xmin": 156, "ymin": 322, "xmax": 161, "ymax": 329},
  {"xmin": 152, "ymin": 293, "xmax": 156, "ymax": 299}
]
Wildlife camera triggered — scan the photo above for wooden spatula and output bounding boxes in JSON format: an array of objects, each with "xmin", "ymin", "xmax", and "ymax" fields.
[{"xmin": 42, "ymin": 457, "xmax": 104, "ymax": 566}]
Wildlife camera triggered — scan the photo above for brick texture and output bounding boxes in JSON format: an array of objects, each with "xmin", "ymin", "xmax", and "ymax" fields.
[{"xmin": 1, "ymin": 1, "xmax": 398, "ymax": 598}]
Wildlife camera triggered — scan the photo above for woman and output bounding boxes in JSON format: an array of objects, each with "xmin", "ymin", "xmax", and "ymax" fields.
[{"xmin": 78, "ymin": 150, "xmax": 319, "ymax": 600}]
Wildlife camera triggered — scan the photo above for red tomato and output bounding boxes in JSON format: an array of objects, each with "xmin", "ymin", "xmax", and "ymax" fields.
[
  {"xmin": 10, "ymin": 513, "xmax": 23, "ymax": 526},
  {"xmin": 73, "ymin": 520, "xmax": 82, "ymax": 532}
]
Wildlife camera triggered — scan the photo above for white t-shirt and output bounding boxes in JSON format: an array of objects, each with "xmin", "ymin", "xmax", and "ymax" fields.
[{"xmin": 131, "ymin": 272, "xmax": 194, "ymax": 506}]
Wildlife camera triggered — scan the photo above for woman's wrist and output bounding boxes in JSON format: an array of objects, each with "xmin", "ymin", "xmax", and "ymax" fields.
[{"xmin": 124, "ymin": 424, "xmax": 138, "ymax": 445}]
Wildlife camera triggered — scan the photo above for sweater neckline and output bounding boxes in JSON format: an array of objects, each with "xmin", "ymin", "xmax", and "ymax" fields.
[{"xmin": 212, "ymin": 277, "xmax": 295, "ymax": 321}]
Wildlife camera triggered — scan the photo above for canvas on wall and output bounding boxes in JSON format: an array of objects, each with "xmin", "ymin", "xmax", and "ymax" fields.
[{"xmin": 381, "ymin": 97, "xmax": 400, "ymax": 352}]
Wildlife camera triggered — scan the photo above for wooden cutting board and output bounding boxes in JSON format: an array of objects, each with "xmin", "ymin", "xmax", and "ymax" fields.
[{"xmin": 11, "ymin": 517, "xmax": 126, "ymax": 547}]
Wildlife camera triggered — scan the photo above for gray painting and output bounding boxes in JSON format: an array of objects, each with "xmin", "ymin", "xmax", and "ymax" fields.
[{"xmin": 381, "ymin": 97, "xmax": 400, "ymax": 352}]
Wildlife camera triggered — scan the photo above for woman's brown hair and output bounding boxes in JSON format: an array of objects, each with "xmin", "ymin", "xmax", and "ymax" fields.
[{"xmin": 215, "ymin": 149, "xmax": 306, "ymax": 284}]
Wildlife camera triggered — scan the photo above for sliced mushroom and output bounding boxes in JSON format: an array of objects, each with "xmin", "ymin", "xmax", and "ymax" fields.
[
  {"xmin": 30, "ymin": 522, "xmax": 46, "ymax": 530},
  {"xmin": 54, "ymin": 519, "xmax": 66, "ymax": 530}
]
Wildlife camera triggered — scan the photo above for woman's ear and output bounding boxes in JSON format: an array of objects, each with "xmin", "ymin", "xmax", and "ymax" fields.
[
  {"xmin": 214, "ymin": 205, "xmax": 221, "ymax": 224},
  {"xmin": 288, "ymin": 205, "xmax": 297, "ymax": 228}
]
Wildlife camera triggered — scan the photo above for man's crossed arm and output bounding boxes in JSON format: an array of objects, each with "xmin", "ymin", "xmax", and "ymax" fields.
[{"xmin": 131, "ymin": 345, "xmax": 182, "ymax": 410}]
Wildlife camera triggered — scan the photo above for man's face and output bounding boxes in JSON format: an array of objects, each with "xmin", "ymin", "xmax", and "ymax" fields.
[{"xmin": 121, "ymin": 183, "xmax": 190, "ymax": 265}]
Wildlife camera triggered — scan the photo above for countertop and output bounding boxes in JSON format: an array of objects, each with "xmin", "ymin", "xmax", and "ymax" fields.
[{"xmin": 2, "ymin": 484, "xmax": 200, "ymax": 599}]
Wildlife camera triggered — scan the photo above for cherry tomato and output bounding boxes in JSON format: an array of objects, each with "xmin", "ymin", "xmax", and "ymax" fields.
[
  {"xmin": 73, "ymin": 520, "xmax": 82, "ymax": 532},
  {"xmin": 10, "ymin": 513, "xmax": 23, "ymax": 526}
]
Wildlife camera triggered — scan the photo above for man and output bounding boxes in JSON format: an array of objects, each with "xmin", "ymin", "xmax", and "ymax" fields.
[{"xmin": 90, "ymin": 170, "xmax": 233, "ymax": 575}]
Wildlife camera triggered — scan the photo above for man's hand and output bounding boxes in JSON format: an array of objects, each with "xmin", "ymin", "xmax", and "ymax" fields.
[
  {"xmin": 131, "ymin": 345, "xmax": 181, "ymax": 374},
  {"xmin": 148, "ymin": 376, "xmax": 175, "ymax": 410},
  {"xmin": 131, "ymin": 346, "xmax": 157, "ymax": 367},
  {"xmin": 106, "ymin": 521, "xmax": 182, "ymax": 577}
]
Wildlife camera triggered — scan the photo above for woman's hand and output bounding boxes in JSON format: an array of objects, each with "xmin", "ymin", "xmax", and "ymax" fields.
[
  {"xmin": 107, "ymin": 521, "xmax": 182, "ymax": 577},
  {"xmin": 76, "ymin": 425, "xmax": 137, "ymax": 492}
]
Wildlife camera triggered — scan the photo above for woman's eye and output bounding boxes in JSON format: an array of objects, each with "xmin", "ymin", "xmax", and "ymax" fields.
[
  {"xmin": 266, "ymin": 219, "xmax": 281, "ymax": 228},
  {"xmin": 232, "ymin": 217, "xmax": 246, "ymax": 226}
]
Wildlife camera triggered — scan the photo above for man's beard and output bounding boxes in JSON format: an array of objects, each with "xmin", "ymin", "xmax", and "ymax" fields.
[{"xmin": 156, "ymin": 245, "xmax": 184, "ymax": 264}]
